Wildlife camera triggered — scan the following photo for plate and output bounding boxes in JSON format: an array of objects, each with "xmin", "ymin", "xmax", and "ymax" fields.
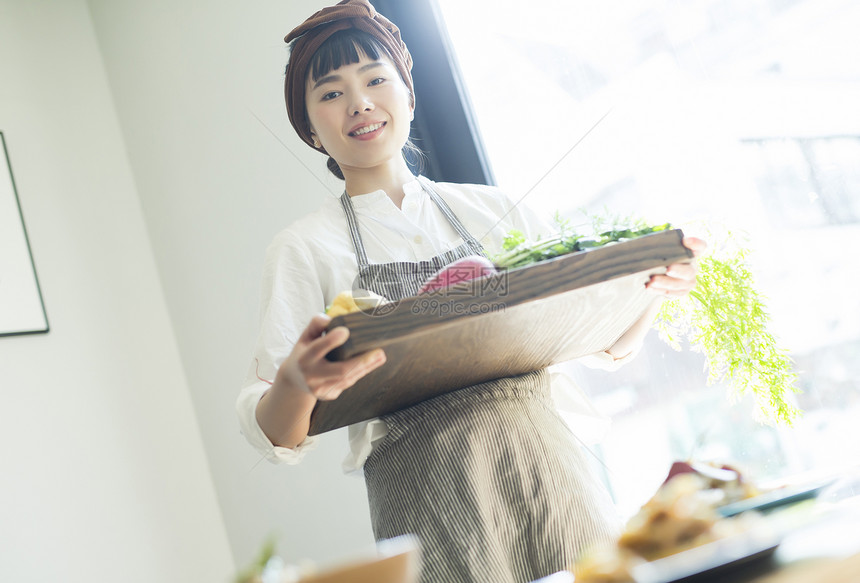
[
  {"xmin": 717, "ymin": 481, "xmax": 832, "ymax": 518},
  {"xmin": 631, "ymin": 530, "xmax": 781, "ymax": 583}
]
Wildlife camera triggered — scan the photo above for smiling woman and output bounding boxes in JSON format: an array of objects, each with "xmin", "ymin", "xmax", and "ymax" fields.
[
  {"xmin": 304, "ymin": 47, "xmax": 415, "ymax": 186},
  {"xmin": 283, "ymin": 10, "xmax": 417, "ymax": 184},
  {"xmin": 236, "ymin": 1, "xmax": 706, "ymax": 580}
]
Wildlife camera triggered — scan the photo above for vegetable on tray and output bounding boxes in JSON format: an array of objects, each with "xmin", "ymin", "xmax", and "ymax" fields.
[
  {"xmin": 325, "ymin": 289, "xmax": 388, "ymax": 317},
  {"xmin": 492, "ymin": 218, "xmax": 673, "ymax": 270},
  {"xmin": 418, "ymin": 255, "xmax": 497, "ymax": 293},
  {"xmin": 490, "ymin": 213, "xmax": 800, "ymax": 426}
]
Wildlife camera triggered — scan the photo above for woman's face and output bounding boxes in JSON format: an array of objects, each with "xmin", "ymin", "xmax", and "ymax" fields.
[{"xmin": 305, "ymin": 51, "xmax": 413, "ymax": 174}]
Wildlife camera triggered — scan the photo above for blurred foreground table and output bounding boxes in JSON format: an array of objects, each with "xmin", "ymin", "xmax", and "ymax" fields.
[
  {"xmin": 534, "ymin": 473, "xmax": 860, "ymax": 583},
  {"xmin": 745, "ymin": 491, "xmax": 860, "ymax": 583}
]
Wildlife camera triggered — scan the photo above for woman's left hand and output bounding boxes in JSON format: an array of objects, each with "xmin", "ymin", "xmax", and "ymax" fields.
[{"xmin": 646, "ymin": 236, "xmax": 707, "ymax": 298}]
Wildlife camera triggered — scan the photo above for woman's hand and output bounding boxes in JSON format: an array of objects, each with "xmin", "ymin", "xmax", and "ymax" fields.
[
  {"xmin": 602, "ymin": 237, "xmax": 706, "ymax": 362},
  {"xmin": 278, "ymin": 314, "xmax": 386, "ymax": 402},
  {"xmin": 605, "ymin": 237, "xmax": 707, "ymax": 361},
  {"xmin": 256, "ymin": 314, "xmax": 386, "ymax": 449},
  {"xmin": 646, "ymin": 236, "xmax": 707, "ymax": 297}
]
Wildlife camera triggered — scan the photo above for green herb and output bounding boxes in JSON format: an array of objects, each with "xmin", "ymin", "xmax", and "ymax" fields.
[
  {"xmin": 492, "ymin": 213, "xmax": 670, "ymax": 269},
  {"xmin": 501, "ymin": 228, "xmax": 527, "ymax": 251},
  {"xmin": 493, "ymin": 215, "xmax": 801, "ymax": 425},
  {"xmin": 654, "ymin": 229, "xmax": 801, "ymax": 425},
  {"xmin": 234, "ymin": 536, "xmax": 277, "ymax": 583}
]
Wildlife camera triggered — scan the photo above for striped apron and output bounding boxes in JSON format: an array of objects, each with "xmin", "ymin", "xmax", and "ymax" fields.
[{"xmin": 340, "ymin": 178, "xmax": 620, "ymax": 582}]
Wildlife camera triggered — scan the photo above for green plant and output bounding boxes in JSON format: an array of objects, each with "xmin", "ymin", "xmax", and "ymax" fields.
[
  {"xmin": 494, "ymin": 211, "xmax": 671, "ymax": 270},
  {"xmin": 653, "ymin": 227, "xmax": 801, "ymax": 425},
  {"xmin": 492, "ymin": 214, "xmax": 801, "ymax": 425},
  {"xmin": 234, "ymin": 536, "xmax": 276, "ymax": 583}
]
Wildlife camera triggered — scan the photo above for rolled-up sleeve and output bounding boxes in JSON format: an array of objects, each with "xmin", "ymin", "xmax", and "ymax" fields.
[
  {"xmin": 235, "ymin": 379, "xmax": 319, "ymax": 464},
  {"xmin": 236, "ymin": 230, "xmax": 326, "ymax": 464}
]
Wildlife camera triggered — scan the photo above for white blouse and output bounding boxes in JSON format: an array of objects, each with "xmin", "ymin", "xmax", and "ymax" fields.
[{"xmin": 236, "ymin": 177, "xmax": 630, "ymax": 474}]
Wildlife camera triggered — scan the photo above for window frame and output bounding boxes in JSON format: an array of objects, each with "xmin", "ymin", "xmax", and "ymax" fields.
[{"xmin": 374, "ymin": 0, "xmax": 494, "ymax": 185}]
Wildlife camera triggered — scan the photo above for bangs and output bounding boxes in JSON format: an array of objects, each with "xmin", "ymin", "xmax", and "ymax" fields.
[{"xmin": 309, "ymin": 29, "xmax": 388, "ymax": 81}]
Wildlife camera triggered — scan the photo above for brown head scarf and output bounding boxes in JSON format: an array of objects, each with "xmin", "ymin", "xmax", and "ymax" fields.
[{"xmin": 284, "ymin": 0, "xmax": 414, "ymax": 150}]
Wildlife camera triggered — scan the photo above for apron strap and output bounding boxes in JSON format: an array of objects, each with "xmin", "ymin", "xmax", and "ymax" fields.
[
  {"xmin": 339, "ymin": 192, "xmax": 370, "ymax": 270},
  {"xmin": 340, "ymin": 177, "xmax": 486, "ymax": 270},
  {"xmin": 416, "ymin": 176, "xmax": 486, "ymax": 256}
]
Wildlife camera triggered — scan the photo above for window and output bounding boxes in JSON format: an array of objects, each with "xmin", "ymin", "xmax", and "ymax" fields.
[
  {"xmin": 389, "ymin": 0, "xmax": 860, "ymax": 517},
  {"xmin": 742, "ymin": 136, "xmax": 860, "ymax": 228}
]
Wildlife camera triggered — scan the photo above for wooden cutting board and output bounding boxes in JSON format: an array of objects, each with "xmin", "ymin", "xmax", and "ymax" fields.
[{"xmin": 308, "ymin": 228, "xmax": 692, "ymax": 435}]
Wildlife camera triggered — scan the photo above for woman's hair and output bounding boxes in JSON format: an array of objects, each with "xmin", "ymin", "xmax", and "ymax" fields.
[
  {"xmin": 289, "ymin": 28, "xmax": 421, "ymax": 180},
  {"xmin": 306, "ymin": 28, "xmax": 385, "ymax": 85}
]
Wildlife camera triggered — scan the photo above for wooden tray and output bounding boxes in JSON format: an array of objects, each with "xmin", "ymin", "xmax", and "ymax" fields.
[{"xmin": 309, "ymin": 228, "xmax": 692, "ymax": 435}]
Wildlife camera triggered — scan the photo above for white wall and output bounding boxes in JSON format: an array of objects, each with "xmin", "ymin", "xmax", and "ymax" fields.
[
  {"xmin": 84, "ymin": 0, "xmax": 377, "ymax": 570},
  {"xmin": 0, "ymin": 1, "xmax": 233, "ymax": 582}
]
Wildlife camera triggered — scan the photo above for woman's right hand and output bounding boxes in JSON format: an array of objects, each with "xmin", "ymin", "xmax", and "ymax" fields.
[
  {"xmin": 277, "ymin": 314, "xmax": 387, "ymax": 401},
  {"xmin": 257, "ymin": 314, "xmax": 386, "ymax": 449}
]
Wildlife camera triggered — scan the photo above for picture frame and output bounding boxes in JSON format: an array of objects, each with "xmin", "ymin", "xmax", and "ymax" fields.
[{"xmin": 0, "ymin": 131, "xmax": 49, "ymax": 337}]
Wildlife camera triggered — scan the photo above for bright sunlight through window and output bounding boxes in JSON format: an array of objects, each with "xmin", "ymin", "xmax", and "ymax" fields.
[{"xmin": 435, "ymin": 0, "xmax": 860, "ymax": 518}]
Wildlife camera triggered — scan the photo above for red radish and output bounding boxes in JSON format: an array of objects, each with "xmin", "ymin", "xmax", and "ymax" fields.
[
  {"xmin": 418, "ymin": 255, "xmax": 497, "ymax": 293},
  {"xmin": 663, "ymin": 460, "xmax": 740, "ymax": 486}
]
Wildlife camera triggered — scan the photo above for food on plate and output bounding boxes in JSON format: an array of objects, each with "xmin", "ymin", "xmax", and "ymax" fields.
[
  {"xmin": 664, "ymin": 460, "xmax": 760, "ymax": 505},
  {"xmin": 619, "ymin": 474, "xmax": 722, "ymax": 560},
  {"xmin": 575, "ymin": 472, "xmax": 767, "ymax": 582},
  {"xmin": 418, "ymin": 255, "xmax": 497, "ymax": 293},
  {"xmin": 325, "ymin": 289, "xmax": 388, "ymax": 317},
  {"xmin": 491, "ymin": 221, "xmax": 673, "ymax": 270}
]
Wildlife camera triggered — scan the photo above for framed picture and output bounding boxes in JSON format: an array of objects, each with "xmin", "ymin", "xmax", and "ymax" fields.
[{"xmin": 1, "ymin": 132, "xmax": 49, "ymax": 336}]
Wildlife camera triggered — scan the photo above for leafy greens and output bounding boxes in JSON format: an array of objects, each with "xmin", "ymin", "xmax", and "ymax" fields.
[{"xmin": 491, "ymin": 214, "xmax": 800, "ymax": 425}]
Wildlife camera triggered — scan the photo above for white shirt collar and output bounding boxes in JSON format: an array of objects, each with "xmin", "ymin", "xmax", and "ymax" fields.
[{"xmin": 348, "ymin": 177, "xmax": 424, "ymax": 211}]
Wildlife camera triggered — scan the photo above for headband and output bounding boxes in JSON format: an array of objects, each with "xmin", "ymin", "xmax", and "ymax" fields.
[{"xmin": 284, "ymin": 0, "xmax": 414, "ymax": 149}]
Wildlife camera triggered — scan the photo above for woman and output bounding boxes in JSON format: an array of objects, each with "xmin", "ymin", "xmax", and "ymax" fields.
[{"xmin": 237, "ymin": 1, "xmax": 705, "ymax": 580}]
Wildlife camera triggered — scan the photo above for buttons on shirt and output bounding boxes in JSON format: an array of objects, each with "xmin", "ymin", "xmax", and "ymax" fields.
[{"xmin": 408, "ymin": 233, "xmax": 432, "ymax": 258}]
